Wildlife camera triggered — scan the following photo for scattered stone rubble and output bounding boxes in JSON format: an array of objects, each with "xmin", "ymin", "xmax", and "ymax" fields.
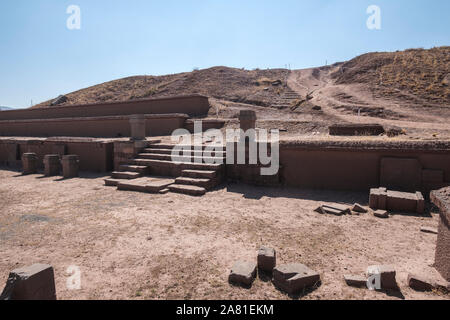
[
  {"xmin": 407, "ymin": 274, "xmax": 449, "ymax": 292},
  {"xmin": 370, "ymin": 187, "xmax": 425, "ymax": 214},
  {"xmin": 229, "ymin": 246, "xmax": 320, "ymax": 295}
]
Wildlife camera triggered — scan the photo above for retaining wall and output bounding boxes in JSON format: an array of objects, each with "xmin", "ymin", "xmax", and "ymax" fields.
[
  {"xmin": 0, "ymin": 114, "xmax": 188, "ymax": 138},
  {"xmin": 0, "ymin": 95, "xmax": 209, "ymax": 120},
  {"xmin": 0, "ymin": 138, "xmax": 113, "ymax": 172}
]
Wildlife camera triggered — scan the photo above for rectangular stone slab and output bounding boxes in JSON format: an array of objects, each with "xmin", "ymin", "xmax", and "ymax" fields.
[
  {"xmin": 117, "ymin": 177, "xmax": 175, "ymax": 193},
  {"xmin": 273, "ymin": 263, "xmax": 320, "ymax": 294}
]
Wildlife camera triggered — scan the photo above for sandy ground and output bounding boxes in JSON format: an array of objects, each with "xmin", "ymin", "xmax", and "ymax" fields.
[{"xmin": 0, "ymin": 168, "xmax": 448, "ymax": 300}]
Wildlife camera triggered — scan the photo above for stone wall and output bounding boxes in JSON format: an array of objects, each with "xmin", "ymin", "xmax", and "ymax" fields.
[
  {"xmin": 0, "ymin": 114, "xmax": 188, "ymax": 138},
  {"xmin": 430, "ymin": 188, "xmax": 450, "ymax": 281},
  {"xmin": 0, "ymin": 138, "xmax": 113, "ymax": 172},
  {"xmin": 0, "ymin": 95, "xmax": 209, "ymax": 120}
]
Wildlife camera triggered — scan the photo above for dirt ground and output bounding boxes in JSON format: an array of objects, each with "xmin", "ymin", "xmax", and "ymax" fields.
[{"xmin": 0, "ymin": 168, "xmax": 448, "ymax": 300}]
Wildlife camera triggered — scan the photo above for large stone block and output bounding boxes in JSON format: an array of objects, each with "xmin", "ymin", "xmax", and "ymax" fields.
[
  {"xmin": 430, "ymin": 187, "xmax": 450, "ymax": 281},
  {"xmin": 257, "ymin": 247, "xmax": 276, "ymax": 272},
  {"xmin": 369, "ymin": 187, "xmax": 424, "ymax": 214},
  {"xmin": 0, "ymin": 264, "xmax": 56, "ymax": 300},
  {"xmin": 228, "ymin": 261, "xmax": 257, "ymax": 287},
  {"xmin": 61, "ymin": 155, "xmax": 79, "ymax": 178},
  {"xmin": 366, "ymin": 265, "xmax": 397, "ymax": 290},
  {"xmin": 380, "ymin": 158, "xmax": 422, "ymax": 192},
  {"xmin": 21, "ymin": 153, "xmax": 38, "ymax": 175},
  {"xmin": 43, "ymin": 154, "xmax": 60, "ymax": 177},
  {"xmin": 273, "ymin": 263, "xmax": 320, "ymax": 294},
  {"xmin": 129, "ymin": 114, "xmax": 146, "ymax": 141}
]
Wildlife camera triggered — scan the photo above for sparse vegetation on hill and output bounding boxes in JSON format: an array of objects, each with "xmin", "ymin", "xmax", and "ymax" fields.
[
  {"xmin": 332, "ymin": 46, "xmax": 450, "ymax": 104},
  {"xmin": 32, "ymin": 67, "xmax": 290, "ymax": 109}
]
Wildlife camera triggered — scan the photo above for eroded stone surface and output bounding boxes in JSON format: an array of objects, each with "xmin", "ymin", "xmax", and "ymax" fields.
[
  {"xmin": 273, "ymin": 263, "xmax": 320, "ymax": 294},
  {"xmin": 257, "ymin": 247, "xmax": 276, "ymax": 272},
  {"xmin": 0, "ymin": 264, "xmax": 56, "ymax": 300},
  {"xmin": 228, "ymin": 261, "xmax": 257, "ymax": 287},
  {"xmin": 366, "ymin": 265, "xmax": 397, "ymax": 290},
  {"xmin": 344, "ymin": 275, "xmax": 367, "ymax": 288}
]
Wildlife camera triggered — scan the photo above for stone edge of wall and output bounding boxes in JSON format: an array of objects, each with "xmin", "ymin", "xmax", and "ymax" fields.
[
  {"xmin": 0, "ymin": 113, "xmax": 189, "ymax": 124},
  {"xmin": 430, "ymin": 188, "xmax": 450, "ymax": 226},
  {"xmin": 279, "ymin": 139, "xmax": 450, "ymax": 152}
]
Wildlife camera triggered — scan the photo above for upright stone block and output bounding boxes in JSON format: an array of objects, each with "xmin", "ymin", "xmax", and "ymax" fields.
[
  {"xmin": 366, "ymin": 265, "xmax": 397, "ymax": 290},
  {"xmin": 61, "ymin": 155, "xmax": 79, "ymax": 178},
  {"xmin": 239, "ymin": 110, "xmax": 256, "ymax": 133},
  {"xmin": 430, "ymin": 188, "xmax": 450, "ymax": 281},
  {"xmin": 0, "ymin": 264, "xmax": 56, "ymax": 300},
  {"xmin": 22, "ymin": 153, "xmax": 38, "ymax": 175},
  {"xmin": 129, "ymin": 114, "xmax": 146, "ymax": 141},
  {"xmin": 257, "ymin": 247, "xmax": 276, "ymax": 272},
  {"xmin": 43, "ymin": 154, "xmax": 60, "ymax": 177}
]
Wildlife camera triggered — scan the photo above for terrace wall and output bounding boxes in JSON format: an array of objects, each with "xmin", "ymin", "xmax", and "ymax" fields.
[
  {"xmin": 0, "ymin": 114, "xmax": 188, "ymax": 138},
  {"xmin": 0, "ymin": 95, "xmax": 210, "ymax": 120}
]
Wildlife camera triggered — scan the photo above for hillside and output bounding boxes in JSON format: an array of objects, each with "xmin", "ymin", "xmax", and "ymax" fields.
[
  {"xmin": 32, "ymin": 67, "xmax": 290, "ymax": 109},
  {"xmin": 0, "ymin": 106, "xmax": 14, "ymax": 111},
  {"xmin": 332, "ymin": 46, "xmax": 450, "ymax": 105},
  {"xmin": 29, "ymin": 47, "xmax": 450, "ymax": 139}
]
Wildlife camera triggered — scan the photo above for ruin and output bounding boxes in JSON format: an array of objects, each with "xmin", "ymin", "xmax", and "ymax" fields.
[{"xmin": 430, "ymin": 187, "xmax": 450, "ymax": 282}]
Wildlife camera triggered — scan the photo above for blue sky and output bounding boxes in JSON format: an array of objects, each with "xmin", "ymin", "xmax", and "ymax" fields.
[{"xmin": 0, "ymin": 0, "xmax": 449, "ymax": 109}]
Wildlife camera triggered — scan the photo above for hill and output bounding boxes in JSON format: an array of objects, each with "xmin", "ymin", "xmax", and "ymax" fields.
[
  {"xmin": 32, "ymin": 67, "xmax": 290, "ymax": 109},
  {"xmin": 332, "ymin": 46, "xmax": 450, "ymax": 105}
]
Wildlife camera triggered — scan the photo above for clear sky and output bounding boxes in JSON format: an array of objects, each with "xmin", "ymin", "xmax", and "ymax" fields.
[{"xmin": 0, "ymin": 0, "xmax": 449, "ymax": 109}]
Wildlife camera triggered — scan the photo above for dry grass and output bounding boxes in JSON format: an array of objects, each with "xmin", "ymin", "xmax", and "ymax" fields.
[{"xmin": 333, "ymin": 46, "xmax": 450, "ymax": 105}]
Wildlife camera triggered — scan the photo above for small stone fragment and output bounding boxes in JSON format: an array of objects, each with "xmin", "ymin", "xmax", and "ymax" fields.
[
  {"xmin": 352, "ymin": 203, "xmax": 368, "ymax": 213},
  {"xmin": 420, "ymin": 227, "xmax": 438, "ymax": 234},
  {"xmin": 344, "ymin": 275, "xmax": 367, "ymax": 288},
  {"xmin": 407, "ymin": 274, "xmax": 434, "ymax": 291},
  {"xmin": 373, "ymin": 210, "xmax": 389, "ymax": 218}
]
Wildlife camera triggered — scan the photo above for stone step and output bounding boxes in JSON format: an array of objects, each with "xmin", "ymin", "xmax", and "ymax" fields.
[
  {"xmin": 111, "ymin": 171, "xmax": 142, "ymax": 180},
  {"xmin": 182, "ymin": 169, "xmax": 218, "ymax": 179},
  {"xmin": 117, "ymin": 177, "xmax": 175, "ymax": 193},
  {"xmin": 133, "ymin": 159, "xmax": 224, "ymax": 177},
  {"xmin": 104, "ymin": 178, "xmax": 122, "ymax": 187},
  {"xmin": 168, "ymin": 184, "xmax": 206, "ymax": 196},
  {"xmin": 175, "ymin": 177, "xmax": 213, "ymax": 189},
  {"xmin": 137, "ymin": 153, "xmax": 225, "ymax": 163},
  {"xmin": 143, "ymin": 148, "xmax": 227, "ymax": 156},
  {"xmin": 147, "ymin": 144, "xmax": 226, "ymax": 151},
  {"xmin": 119, "ymin": 165, "xmax": 149, "ymax": 174}
]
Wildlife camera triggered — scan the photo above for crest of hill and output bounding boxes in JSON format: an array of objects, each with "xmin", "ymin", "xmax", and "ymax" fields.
[
  {"xmin": 31, "ymin": 67, "xmax": 290, "ymax": 109},
  {"xmin": 332, "ymin": 46, "xmax": 450, "ymax": 105}
]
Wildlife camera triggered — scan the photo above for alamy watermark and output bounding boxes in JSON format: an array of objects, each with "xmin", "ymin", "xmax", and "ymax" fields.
[
  {"xmin": 367, "ymin": 5, "xmax": 381, "ymax": 30},
  {"xmin": 170, "ymin": 121, "xmax": 280, "ymax": 176},
  {"xmin": 66, "ymin": 5, "xmax": 81, "ymax": 30},
  {"xmin": 66, "ymin": 265, "xmax": 81, "ymax": 290}
]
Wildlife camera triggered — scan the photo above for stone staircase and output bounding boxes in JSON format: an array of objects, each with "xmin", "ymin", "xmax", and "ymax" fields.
[
  {"xmin": 271, "ymin": 87, "xmax": 303, "ymax": 109},
  {"xmin": 105, "ymin": 143, "xmax": 226, "ymax": 196}
]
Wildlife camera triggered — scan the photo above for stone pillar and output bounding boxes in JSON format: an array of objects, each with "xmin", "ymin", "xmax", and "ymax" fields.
[
  {"xmin": 43, "ymin": 155, "xmax": 60, "ymax": 177},
  {"xmin": 129, "ymin": 114, "xmax": 146, "ymax": 141},
  {"xmin": 430, "ymin": 188, "xmax": 450, "ymax": 281},
  {"xmin": 239, "ymin": 110, "xmax": 257, "ymax": 133},
  {"xmin": 0, "ymin": 264, "xmax": 56, "ymax": 300},
  {"xmin": 61, "ymin": 155, "xmax": 79, "ymax": 178},
  {"xmin": 21, "ymin": 153, "xmax": 38, "ymax": 175}
]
